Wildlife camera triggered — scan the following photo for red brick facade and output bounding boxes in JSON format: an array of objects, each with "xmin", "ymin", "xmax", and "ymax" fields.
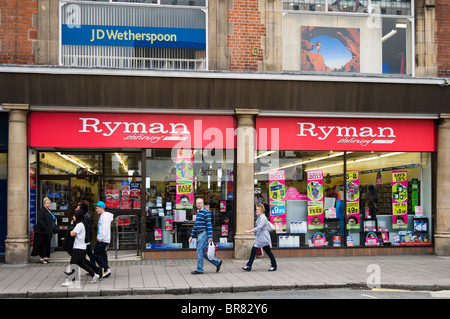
[
  {"xmin": 228, "ymin": 0, "xmax": 265, "ymax": 71},
  {"xmin": 436, "ymin": 0, "xmax": 450, "ymax": 77},
  {"xmin": 0, "ymin": 1, "xmax": 38, "ymax": 65}
]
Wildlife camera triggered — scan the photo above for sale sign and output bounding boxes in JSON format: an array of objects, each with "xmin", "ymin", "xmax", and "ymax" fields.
[
  {"xmin": 268, "ymin": 170, "xmax": 286, "ymax": 232},
  {"xmin": 392, "ymin": 171, "xmax": 408, "ymax": 229},
  {"xmin": 176, "ymin": 149, "xmax": 193, "ymax": 209},
  {"xmin": 307, "ymin": 170, "xmax": 324, "ymax": 230},
  {"xmin": 346, "ymin": 170, "xmax": 360, "ymax": 229}
]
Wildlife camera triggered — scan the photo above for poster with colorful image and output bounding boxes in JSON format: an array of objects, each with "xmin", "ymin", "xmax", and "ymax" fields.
[
  {"xmin": 301, "ymin": 26, "xmax": 360, "ymax": 73},
  {"xmin": 312, "ymin": 232, "xmax": 327, "ymax": 247},
  {"xmin": 346, "ymin": 170, "xmax": 360, "ymax": 229},
  {"xmin": 221, "ymin": 224, "xmax": 228, "ymax": 236},
  {"xmin": 392, "ymin": 170, "xmax": 408, "ymax": 229},
  {"xmin": 105, "ymin": 188, "xmax": 120, "ymax": 208},
  {"xmin": 165, "ymin": 219, "xmax": 173, "ymax": 231},
  {"xmin": 154, "ymin": 229, "xmax": 162, "ymax": 241},
  {"xmin": 268, "ymin": 170, "xmax": 286, "ymax": 232},
  {"xmin": 366, "ymin": 232, "xmax": 378, "ymax": 246},
  {"xmin": 307, "ymin": 170, "xmax": 324, "ymax": 230},
  {"xmin": 176, "ymin": 149, "xmax": 193, "ymax": 209}
]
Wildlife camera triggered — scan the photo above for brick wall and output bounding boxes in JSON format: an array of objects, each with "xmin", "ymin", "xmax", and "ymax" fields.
[
  {"xmin": 436, "ymin": 0, "xmax": 450, "ymax": 77},
  {"xmin": 228, "ymin": 0, "xmax": 265, "ymax": 71},
  {"xmin": 0, "ymin": 0, "xmax": 38, "ymax": 65}
]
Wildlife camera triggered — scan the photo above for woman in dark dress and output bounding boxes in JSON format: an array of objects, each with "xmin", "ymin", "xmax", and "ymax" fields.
[{"xmin": 31, "ymin": 197, "xmax": 55, "ymax": 263}]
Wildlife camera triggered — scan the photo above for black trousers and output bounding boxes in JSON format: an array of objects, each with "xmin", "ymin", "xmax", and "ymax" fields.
[
  {"xmin": 31, "ymin": 233, "xmax": 51, "ymax": 258},
  {"xmin": 70, "ymin": 249, "xmax": 101, "ymax": 277},
  {"xmin": 246, "ymin": 245, "xmax": 277, "ymax": 268}
]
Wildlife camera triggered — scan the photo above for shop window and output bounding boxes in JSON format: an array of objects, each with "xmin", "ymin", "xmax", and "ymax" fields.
[
  {"xmin": 283, "ymin": 3, "xmax": 412, "ymax": 75},
  {"xmin": 60, "ymin": 2, "xmax": 207, "ymax": 70},
  {"xmin": 39, "ymin": 152, "xmax": 103, "ymax": 175},
  {"xmin": 104, "ymin": 152, "xmax": 141, "ymax": 176},
  {"xmin": 144, "ymin": 149, "xmax": 234, "ymax": 250},
  {"xmin": 73, "ymin": 0, "xmax": 206, "ymax": 6},
  {"xmin": 104, "ymin": 152, "xmax": 142, "ymax": 210},
  {"xmin": 283, "ymin": 0, "xmax": 411, "ymax": 15},
  {"xmin": 254, "ymin": 151, "xmax": 432, "ymax": 248}
]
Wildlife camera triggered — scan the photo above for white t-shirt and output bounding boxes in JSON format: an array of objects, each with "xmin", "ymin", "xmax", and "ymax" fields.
[{"xmin": 73, "ymin": 222, "xmax": 86, "ymax": 250}]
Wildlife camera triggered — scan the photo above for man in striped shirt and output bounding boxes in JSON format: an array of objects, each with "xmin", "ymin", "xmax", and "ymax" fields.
[{"xmin": 189, "ymin": 198, "xmax": 223, "ymax": 274}]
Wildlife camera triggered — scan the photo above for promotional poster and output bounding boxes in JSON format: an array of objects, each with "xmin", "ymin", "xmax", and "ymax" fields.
[
  {"xmin": 392, "ymin": 170, "xmax": 408, "ymax": 229},
  {"xmin": 307, "ymin": 170, "xmax": 324, "ymax": 229}
]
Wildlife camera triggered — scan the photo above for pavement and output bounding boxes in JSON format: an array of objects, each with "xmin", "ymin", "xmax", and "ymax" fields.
[{"xmin": 1, "ymin": 251, "xmax": 450, "ymax": 298}]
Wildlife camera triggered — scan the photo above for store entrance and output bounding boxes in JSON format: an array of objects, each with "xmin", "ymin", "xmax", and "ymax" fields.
[{"xmin": 39, "ymin": 176, "xmax": 100, "ymax": 249}]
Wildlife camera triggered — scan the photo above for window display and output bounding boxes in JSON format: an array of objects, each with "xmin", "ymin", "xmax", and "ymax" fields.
[
  {"xmin": 144, "ymin": 149, "xmax": 234, "ymax": 250},
  {"xmin": 255, "ymin": 151, "xmax": 433, "ymax": 248},
  {"xmin": 283, "ymin": 6, "xmax": 412, "ymax": 74}
]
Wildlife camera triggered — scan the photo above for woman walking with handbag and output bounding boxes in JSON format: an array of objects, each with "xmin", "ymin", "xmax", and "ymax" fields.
[
  {"xmin": 242, "ymin": 204, "xmax": 277, "ymax": 272},
  {"xmin": 31, "ymin": 197, "xmax": 56, "ymax": 264}
]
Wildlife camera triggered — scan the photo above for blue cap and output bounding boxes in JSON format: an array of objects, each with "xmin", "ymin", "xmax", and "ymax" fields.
[{"xmin": 94, "ymin": 201, "xmax": 106, "ymax": 209}]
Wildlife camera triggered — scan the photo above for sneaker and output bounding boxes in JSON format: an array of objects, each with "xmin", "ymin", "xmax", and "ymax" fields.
[
  {"xmin": 90, "ymin": 273, "xmax": 100, "ymax": 284},
  {"xmin": 62, "ymin": 279, "xmax": 75, "ymax": 287},
  {"xmin": 103, "ymin": 268, "xmax": 111, "ymax": 278}
]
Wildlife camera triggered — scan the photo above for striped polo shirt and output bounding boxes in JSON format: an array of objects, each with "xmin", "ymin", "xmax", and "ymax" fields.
[{"xmin": 190, "ymin": 208, "xmax": 213, "ymax": 240}]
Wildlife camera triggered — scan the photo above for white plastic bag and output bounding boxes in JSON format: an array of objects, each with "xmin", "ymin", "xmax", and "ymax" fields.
[{"xmin": 206, "ymin": 241, "xmax": 216, "ymax": 260}]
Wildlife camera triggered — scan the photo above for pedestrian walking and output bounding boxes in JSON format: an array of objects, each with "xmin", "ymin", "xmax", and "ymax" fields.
[
  {"xmin": 79, "ymin": 200, "xmax": 96, "ymax": 264},
  {"xmin": 94, "ymin": 201, "xmax": 114, "ymax": 278},
  {"xmin": 31, "ymin": 197, "xmax": 55, "ymax": 264},
  {"xmin": 242, "ymin": 203, "xmax": 277, "ymax": 272},
  {"xmin": 62, "ymin": 209, "xmax": 101, "ymax": 287},
  {"xmin": 189, "ymin": 198, "xmax": 222, "ymax": 274}
]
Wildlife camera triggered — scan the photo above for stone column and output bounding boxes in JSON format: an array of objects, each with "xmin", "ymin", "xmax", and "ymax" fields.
[
  {"xmin": 3, "ymin": 104, "xmax": 30, "ymax": 264},
  {"xmin": 234, "ymin": 109, "xmax": 259, "ymax": 259},
  {"xmin": 435, "ymin": 113, "xmax": 450, "ymax": 255},
  {"xmin": 434, "ymin": 114, "xmax": 450, "ymax": 256}
]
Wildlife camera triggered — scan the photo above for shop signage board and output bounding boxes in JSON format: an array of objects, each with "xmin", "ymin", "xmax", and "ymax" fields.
[
  {"xmin": 392, "ymin": 170, "xmax": 408, "ymax": 229},
  {"xmin": 28, "ymin": 112, "xmax": 235, "ymax": 149},
  {"xmin": 346, "ymin": 170, "xmax": 360, "ymax": 229},
  {"xmin": 62, "ymin": 24, "xmax": 206, "ymax": 49},
  {"xmin": 306, "ymin": 170, "xmax": 324, "ymax": 230},
  {"xmin": 256, "ymin": 117, "xmax": 436, "ymax": 151},
  {"xmin": 268, "ymin": 170, "xmax": 286, "ymax": 232}
]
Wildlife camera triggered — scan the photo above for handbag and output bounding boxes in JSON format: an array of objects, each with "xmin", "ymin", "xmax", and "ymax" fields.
[
  {"xmin": 206, "ymin": 241, "xmax": 217, "ymax": 260},
  {"xmin": 53, "ymin": 221, "xmax": 60, "ymax": 234},
  {"xmin": 268, "ymin": 221, "xmax": 276, "ymax": 232}
]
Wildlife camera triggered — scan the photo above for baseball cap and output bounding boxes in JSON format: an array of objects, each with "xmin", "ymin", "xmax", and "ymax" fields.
[{"xmin": 94, "ymin": 201, "xmax": 106, "ymax": 209}]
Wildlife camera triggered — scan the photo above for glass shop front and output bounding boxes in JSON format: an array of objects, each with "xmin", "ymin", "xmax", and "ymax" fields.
[
  {"xmin": 28, "ymin": 112, "xmax": 236, "ymax": 253},
  {"xmin": 255, "ymin": 117, "xmax": 436, "ymax": 249}
]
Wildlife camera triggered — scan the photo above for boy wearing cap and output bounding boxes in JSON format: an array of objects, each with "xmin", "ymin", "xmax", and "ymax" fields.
[{"xmin": 94, "ymin": 201, "xmax": 114, "ymax": 278}]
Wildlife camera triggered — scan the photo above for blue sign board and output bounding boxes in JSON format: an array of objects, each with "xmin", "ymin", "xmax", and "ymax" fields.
[{"xmin": 62, "ymin": 24, "xmax": 206, "ymax": 49}]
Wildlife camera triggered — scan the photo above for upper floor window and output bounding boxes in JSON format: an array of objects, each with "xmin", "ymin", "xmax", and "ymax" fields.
[
  {"xmin": 283, "ymin": 0, "xmax": 411, "ymax": 16},
  {"xmin": 282, "ymin": 0, "xmax": 413, "ymax": 75},
  {"xmin": 60, "ymin": 1, "xmax": 207, "ymax": 70},
  {"xmin": 70, "ymin": 0, "xmax": 206, "ymax": 7}
]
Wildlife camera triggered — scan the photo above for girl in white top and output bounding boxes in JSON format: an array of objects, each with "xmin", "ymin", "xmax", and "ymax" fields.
[{"xmin": 63, "ymin": 210, "xmax": 101, "ymax": 285}]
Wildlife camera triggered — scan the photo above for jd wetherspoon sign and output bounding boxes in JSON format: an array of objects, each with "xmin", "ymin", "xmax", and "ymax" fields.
[{"xmin": 62, "ymin": 24, "xmax": 206, "ymax": 49}]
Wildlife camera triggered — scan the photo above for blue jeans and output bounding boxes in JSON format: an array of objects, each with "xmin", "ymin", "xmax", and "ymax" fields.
[{"xmin": 196, "ymin": 231, "xmax": 221, "ymax": 273}]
